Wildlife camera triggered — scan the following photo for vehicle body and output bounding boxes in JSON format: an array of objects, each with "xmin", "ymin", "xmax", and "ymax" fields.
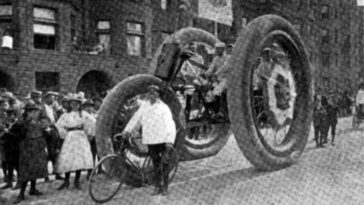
[{"xmin": 94, "ymin": 14, "xmax": 313, "ymax": 172}]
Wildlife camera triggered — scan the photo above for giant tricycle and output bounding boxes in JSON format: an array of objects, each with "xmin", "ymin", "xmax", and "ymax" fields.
[{"xmin": 90, "ymin": 14, "xmax": 313, "ymax": 202}]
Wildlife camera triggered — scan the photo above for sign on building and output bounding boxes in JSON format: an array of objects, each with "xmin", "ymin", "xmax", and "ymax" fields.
[
  {"xmin": 358, "ymin": 0, "xmax": 364, "ymax": 6},
  {"xmin": 198, "ymin": 0, "xmax": 233, "ymax": 26}
]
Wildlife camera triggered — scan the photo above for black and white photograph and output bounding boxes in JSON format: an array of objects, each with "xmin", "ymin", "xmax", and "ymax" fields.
[{"xmin": 0, "ymin": 0, "xmax": 363, "ymax": 204}]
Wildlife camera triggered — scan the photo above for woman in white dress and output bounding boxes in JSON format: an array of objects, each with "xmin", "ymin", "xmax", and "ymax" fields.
[{"xmin": 55, "ymin": 94, "xmax": 96, "ymax": 190}]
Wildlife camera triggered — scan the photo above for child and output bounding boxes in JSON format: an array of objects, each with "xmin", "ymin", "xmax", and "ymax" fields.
[{"xmin": 40, "ymin": 116, "xmax": 63, "ymax": 181}]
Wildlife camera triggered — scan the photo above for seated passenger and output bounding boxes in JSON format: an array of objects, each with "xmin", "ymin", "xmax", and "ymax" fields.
[
  {"xmin": 205, "ymin": 42, "xmax": 229, "ymax": 101},
  {"xmin": 179, "ymin": 42, "xmax": 206, "ymax": 85}
]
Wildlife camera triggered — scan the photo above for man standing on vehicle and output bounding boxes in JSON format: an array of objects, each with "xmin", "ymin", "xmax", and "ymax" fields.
[{"xmin": 122, "ymin": 85, "xmax": 176, "ymax": 196}]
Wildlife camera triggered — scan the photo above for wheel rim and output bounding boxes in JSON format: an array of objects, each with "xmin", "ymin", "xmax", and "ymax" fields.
[
  {"xmin": 89, "ymin": 155, "xmax": 124, "ymax": 203},
  {"xmin": 251, "ymin": 31, "xmax": 305, "ymax": 154}
]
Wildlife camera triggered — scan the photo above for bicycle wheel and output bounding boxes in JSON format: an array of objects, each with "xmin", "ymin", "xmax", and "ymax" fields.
[
  {"xmin": 143, "ymin": 147, "xmax": 179, "ymax": 185},
  {"xmin": 89, "ymin": 154, "xmax": 124, "ymax": 203}
]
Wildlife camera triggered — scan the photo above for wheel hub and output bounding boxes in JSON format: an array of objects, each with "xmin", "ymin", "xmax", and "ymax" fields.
[{"xmin": 267, "ymin": 60, "xmax": 296, "ymax": 126}]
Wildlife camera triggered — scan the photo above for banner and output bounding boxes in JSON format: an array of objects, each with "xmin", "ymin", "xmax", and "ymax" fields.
[
  {"xmin": 198, "ymin": 0, "xmax": 233, "ymax": 26},
  {"xmin": 358, "ymin": 0, "xmax": 364, "ymax": 6}
]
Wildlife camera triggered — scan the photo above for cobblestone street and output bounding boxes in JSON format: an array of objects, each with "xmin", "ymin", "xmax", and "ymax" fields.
[{"xmin": 1, "ymin": 117, "xmax": 364, "ymax": 205}]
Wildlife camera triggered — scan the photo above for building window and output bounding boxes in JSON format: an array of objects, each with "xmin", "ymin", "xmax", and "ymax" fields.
[
  {"xmin": 161, "ymin": 0, "xmax": 169, "ymax": 10},
  {"xmin": 321, "ymin": 29, "xmax": 329, "ymax": 44},
  {"xmin": 96, "ymin": 20, "xmax": 111, "ymax": 54},
  {"xmin": 321, "ymin": 5, "xmax": 329, "ymax": 18},
  {"xmin": 335, "ymin": 53, "xmax": 339, "ymax": 66},
  {"xmin": 35, "ymin": 72, "xmax": 60, "ymax": 92},
  {"xmin": 126, "ymin": 22, "xmax": 144, "ymax": 56},
  {"xmin": 71, "ymin": 14, "xmax": 76, "ymax": 41},
  {"xmin": 0, "ymin": 4, "xmax": 12, "ymax": 16},
  {"xmin": 0, "ymin": 4, "xmax": 13, "ymax": 47},
  {"xmin": 33, "ymin": 7, "xmax": 57, "ymax": 50},
  {"xmin": 322, "ymin": 52, "xmax": 330, "ymax": 67},
  {"xmin": 242, "ymin": 17, "xmax": 248, "ymax": 28}
]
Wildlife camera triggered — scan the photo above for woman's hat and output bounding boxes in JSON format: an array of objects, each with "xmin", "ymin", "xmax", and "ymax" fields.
[
  {"xmin": 82, "ymin": 99, "xmax": 94, "ymax": 106},
  {"xmin": 30, "ymin": 90, "xmax": 42, "ymax": 98},
  {"xmin": 43, "ymin": 91, "xmax": 58, "ymax": 98},
  {"xmin": 68, "ymin": 93, "xmax": 85, "ymax": 103},
  {"xmin": 23, "ymin": 103, "xmax": 40, "ymax": 111}
]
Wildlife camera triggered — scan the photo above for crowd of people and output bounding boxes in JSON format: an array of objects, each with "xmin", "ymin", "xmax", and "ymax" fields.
[{"xmin": 0, "ymin": 89, "xmax": 101, "ymax": 204}]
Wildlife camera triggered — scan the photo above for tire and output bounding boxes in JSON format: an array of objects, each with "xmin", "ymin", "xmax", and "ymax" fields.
[
  {"xmin": 95, "ymin": 74, "xmax": 184, "ymax": 160},
  {"xmin": 149, "ymin": 27, "xmax": 231, "ymax": 161},
  {"xmin": 89, "ymin": 154, "xmax": 124, "ymax": 203},
  {"xmin": 176, "ymin": 113, "xmax": 231, "ymax": 161},
  {"xmin": 150, "ymin": 27, "xmax": 220, "ymax": 74},
  {"xmin": 228, "ymin": 15, "xmax": 313, "ymax": 171}
]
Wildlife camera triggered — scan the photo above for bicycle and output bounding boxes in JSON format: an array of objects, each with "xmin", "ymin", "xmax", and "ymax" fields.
[{"xmin": 88, "ymin": 133, "xmax": 179, "ymax": 203}]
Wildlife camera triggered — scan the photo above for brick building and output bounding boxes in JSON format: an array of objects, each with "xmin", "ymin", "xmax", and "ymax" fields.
[
  {"xmin": 193, "ymin": 0, "xmax": 364, "ymax": 94},
  {"xmin": 230, "ymin": 0, "xmax": 364, "ymax": 94},
  {"xmin": 0, "ymin": 0, "xmax": 363, "ymax": 97},
  {"xmin": 0, "ymin": 0, "xmax": 182, "ymax": 98}
]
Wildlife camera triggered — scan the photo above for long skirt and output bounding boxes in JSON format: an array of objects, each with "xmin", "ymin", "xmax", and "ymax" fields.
[
  {"xmin": 18, "ymin": 138, "xmax": 48, "ymax": 182},
  {"xmin": 56, "ymin": 130, "xmax": 93, "ymax": 173}
]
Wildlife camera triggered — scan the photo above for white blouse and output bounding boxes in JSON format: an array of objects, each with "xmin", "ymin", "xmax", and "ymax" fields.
[{"xmin": 56, "ymin": 111, "xmax": 96, "ymax": 139}]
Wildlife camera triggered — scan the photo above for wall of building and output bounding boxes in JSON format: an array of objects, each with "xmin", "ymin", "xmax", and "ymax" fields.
[{"xmin": 1, "ymin": 0, "xmax": 363, "ymax": 97}]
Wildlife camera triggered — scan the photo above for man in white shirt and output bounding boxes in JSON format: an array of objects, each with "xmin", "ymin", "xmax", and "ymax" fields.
[
  {"xmin": 121, "ymin": 85, "xmax": 176, "ymax": 196},
  {"xmin": 40, "ymin": 92, "xmax": 58, "ymax": 124}
]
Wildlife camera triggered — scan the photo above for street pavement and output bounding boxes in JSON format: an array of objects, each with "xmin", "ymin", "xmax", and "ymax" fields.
[{"xmin": 1, "ymin": 116, "xmax": 364, "ymax": 205}]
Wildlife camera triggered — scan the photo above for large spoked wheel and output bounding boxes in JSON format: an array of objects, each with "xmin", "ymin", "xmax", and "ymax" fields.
[
  {"xmin": 142, "ymin": 146, "xmax": 179, "ymax": 185},
  {"xmin": 228, "ymin": 15, "xmax": 313, "ymax": 171},
  {"xmin": 150, "ymin": 27, "xmax": 230, "ymax": 161},
  {"xmin": 89, "ymin": 154, "xmax": 124, "ymax": 203}
]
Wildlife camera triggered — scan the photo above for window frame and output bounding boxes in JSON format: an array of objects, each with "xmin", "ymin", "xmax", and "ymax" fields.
[
  {"xmin": 0, "ymin": 4, "xmax": 13, "ymax": 18},
  {"xmin": 321, "ymin": 28, "xmax": 329, "ymax": 44},
  {"xmin": 321, "ymin": 4, "xmax": 329, "ymax": 19},
  {"xmin": 96, "ymin": 19, "xmax": 111, "ymax": 54},
  {"xmin": 126, "ymin": 21, "xmax": 145, "ymax": 56},
  {"xmin": 35, "ymin": 72, "xmax": 60, "ymax": 92},
  {"xmin": 32, "ymin": 6, "xmax": 58, "ymax": 50},
  {"xmin": 322, "ymin": 52, "xmax": 330, "ymax": 67},
  {"xmin": 161, "ymin": 0, "xmax": 169, "ymax": 10}
]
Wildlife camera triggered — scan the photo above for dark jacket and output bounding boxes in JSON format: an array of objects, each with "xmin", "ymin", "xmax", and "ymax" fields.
[
  {"xmin": 2, "ymin": 120, "xmax": 20, "ymax": 167},
  {"xmin": 13, "ymin": 119, "xmax": 48, "ymax": 182},
  {"xmin": 42, "ymin": 125, "xmax": 62, "ymax": 161}
]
